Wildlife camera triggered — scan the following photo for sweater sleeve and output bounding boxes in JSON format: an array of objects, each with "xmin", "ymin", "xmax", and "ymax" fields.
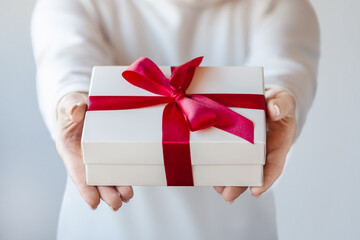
[
  {"xmin": 245, "ymin": 0, "xmax": 320, "ymax": 138},
  {"xmin": 31, "ymin": 0, "xmax": 115, "ymax": 139}
]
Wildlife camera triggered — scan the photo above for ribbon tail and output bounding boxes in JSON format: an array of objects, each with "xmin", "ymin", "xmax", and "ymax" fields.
[
  {"xmin": 189, "ymin": 95, "xmax": 255, "ymax": 144},
  {"xmin": 162, "ymin": 102, "xmax": 194, "ymax": 186},
  {"xmin": 197, "ymin": 93, "xmax": 266, "ymax": 111}
]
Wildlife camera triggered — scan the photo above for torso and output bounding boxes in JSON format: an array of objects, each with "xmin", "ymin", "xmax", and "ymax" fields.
[{"xmin": 58, "ymin": 1, "xmax": 278, "ymax": 239}]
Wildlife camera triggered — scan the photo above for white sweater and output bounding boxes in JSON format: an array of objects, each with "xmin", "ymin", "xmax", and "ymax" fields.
[{"xmin": 31, "ymin": 0, "xmax": 320, "ymax": 239}]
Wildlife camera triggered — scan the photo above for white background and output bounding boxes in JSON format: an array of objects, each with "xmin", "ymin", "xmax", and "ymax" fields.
[{"xmin": 0, "ymin": 0, "xmax": 359, "ymax": 239}]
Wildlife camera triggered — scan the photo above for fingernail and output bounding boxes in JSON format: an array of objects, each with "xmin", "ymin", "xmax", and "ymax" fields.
[
  {"xmin": 274, "ymin": 104, "xmax": 280, "ymax": 118},
  {"xmin": 109, "ymin": 205, "xmax": 118, "ymax": 212},
  {"xmin": 70, "ymin": 104, "xmax": 80, "ymax": 118},
  {"xmin": 123, "ymin": 199, "xmax": 129, "ymax": 203},
  {"xmin": 227, "ymin": 200, "xmax": 234, "ymax": 204}
]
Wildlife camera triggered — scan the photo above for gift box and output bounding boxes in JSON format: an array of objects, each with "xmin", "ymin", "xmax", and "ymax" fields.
[{"xmin": 81, "ymin": 57, "xmax": 266, "ymax": 186}]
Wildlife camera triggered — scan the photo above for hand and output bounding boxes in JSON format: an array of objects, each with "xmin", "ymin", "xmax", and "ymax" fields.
[
  {"xmin": 55, "ymin": 92, "xmax": 134, "ymax": 211},
  {"xmin": 214, "ymin": 88, "xmax": 297, "ymax": 202}
]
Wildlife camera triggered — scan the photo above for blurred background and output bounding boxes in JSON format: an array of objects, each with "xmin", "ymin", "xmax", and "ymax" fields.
[{"xmin": 0, "ymin": 0, "xmax": 359, "ymax": 239}]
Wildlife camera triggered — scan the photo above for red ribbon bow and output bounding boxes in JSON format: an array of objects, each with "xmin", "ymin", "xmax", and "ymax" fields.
[{"xmin": 87, "ymin": 57, "xmax": 266, "ymax": 186}]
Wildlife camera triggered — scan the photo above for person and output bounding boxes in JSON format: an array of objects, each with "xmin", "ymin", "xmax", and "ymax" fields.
[{"xmin": 31, "ymin": 0, "xmax": 320, "ymax": 239}]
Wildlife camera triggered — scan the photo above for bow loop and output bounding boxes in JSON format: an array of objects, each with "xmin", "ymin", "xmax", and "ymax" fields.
[
  {"xmin": 169, "ymin": 56, "xmax": 203, "ymax": 91},
  {"xmin": 122, "ymin": 57, "xmax": 172, "ymax": 96}
]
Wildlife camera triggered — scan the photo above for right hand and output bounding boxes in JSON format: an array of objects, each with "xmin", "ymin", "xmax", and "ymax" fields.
[{"xmin": 55, "ymin": 92, "xmax": 134, "ymax": 211}]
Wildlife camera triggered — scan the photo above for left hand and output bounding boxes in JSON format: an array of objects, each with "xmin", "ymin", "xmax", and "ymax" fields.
[
  {"xmin": 214, "ymin": 88, "xmax": 297, "ymax": 203},
  {"xmin": 55, "ymin": 92, "xmax": 134, "ymax": 211}
]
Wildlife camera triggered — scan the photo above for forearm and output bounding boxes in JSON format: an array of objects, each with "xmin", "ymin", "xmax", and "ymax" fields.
[
  {"xmin": 31, "ymin": 0, "xmax": 115, "ymax": 138},
  {"xmin": 245, "ymin": 0, "xmax": 320, "ymax": 138}
]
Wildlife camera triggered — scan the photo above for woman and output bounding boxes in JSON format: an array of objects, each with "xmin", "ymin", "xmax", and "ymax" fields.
[{"xmin": 31, "ymin": 0, "xmax": 320, "ymax": 239}]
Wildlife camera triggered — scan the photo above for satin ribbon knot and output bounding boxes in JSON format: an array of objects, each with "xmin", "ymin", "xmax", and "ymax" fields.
[{"xmin": 170, "ymin": 88, "xmax": 186, "ymax": 102}]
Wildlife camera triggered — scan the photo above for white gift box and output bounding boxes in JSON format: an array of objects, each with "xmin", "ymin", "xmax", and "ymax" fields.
[{"xmin": 81, "ymin": 65, "xmax": 266, "ymax": 186}]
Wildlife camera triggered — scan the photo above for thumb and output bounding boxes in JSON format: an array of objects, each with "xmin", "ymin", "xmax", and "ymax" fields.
[
  {"xmin": 57, "ymin": 92, "xmax": 88, "ymax": 123},
  {"xmin": 69, "ymin": 103, "xmax": 87, "ymax": 123},
  {"xmin": 266, "ymin": 91, "xmax": 295, "ymax": 121}
]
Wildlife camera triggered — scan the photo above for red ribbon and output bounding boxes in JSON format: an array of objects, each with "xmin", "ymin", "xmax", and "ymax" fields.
[{"xmin": 87, "ymin": 57, "xmax": 266, "ymax": 186}]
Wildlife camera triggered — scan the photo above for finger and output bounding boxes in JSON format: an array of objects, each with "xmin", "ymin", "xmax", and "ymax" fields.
[
  {"xmin": 98, "ymin": 186, "xmax": 123, "ymax": 211},
  {"xmin": 213, "ymin": 186, "xmax": 225, "ymax": 195},
  {"xmin": 76, "ymin": 181, "xmax": 101, "ymax": 210},
  {"xmin": 115, "ymin": 186, "xmax": 134, "ymax": 203},
  {"xmin": 65, "ymin": 155, "xmax": 101, "ymax": 210},
  {"xmin": 250, "ymin": 156, "xmax": 284, "ymax": 197},
  {"xmin": 222, "ymin": 186, "xmax": 248, "ymax": 203},
  {"xmin": 267, "ymin": 92, "xmax": 295, "ymax": 121}
]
